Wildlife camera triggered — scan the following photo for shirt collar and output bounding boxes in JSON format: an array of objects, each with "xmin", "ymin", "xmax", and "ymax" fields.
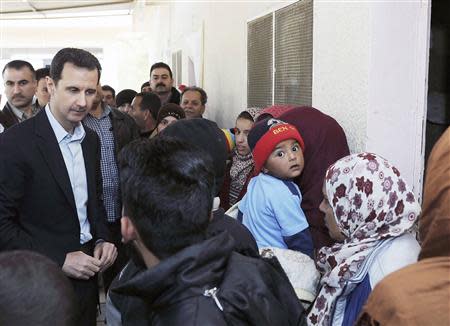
[
  {"xmin": 9, "ymin": 103, "xmax": 27, "ymax": 121},
  {"xmin": 45, "ymin": 105, "xmax": 85, "ymax": 143},
  {"xmin": 103, "ymin": 104, "xmax": 112, "ymax": 117},
  {"xmin": 88, "ymin": 103, "xmax": 111, "ymax": 120},
  {"xmin": 8, "ymin": 102, "xmax": 39, "ymax": 121}
]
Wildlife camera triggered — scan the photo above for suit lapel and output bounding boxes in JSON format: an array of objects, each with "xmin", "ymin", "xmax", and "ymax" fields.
[
  {"xmin": 3, "ymin": 103, "xmax": 20, "ymax": 127},
  {"xmin": 34, "ymin": 110, "xmax": 77, "ymax": 211}
]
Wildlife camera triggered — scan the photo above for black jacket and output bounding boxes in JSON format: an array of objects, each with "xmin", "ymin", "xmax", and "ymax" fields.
[
  {"xmin": 109, "ymin": 107, "xmax": 140, "ymax": 157},
  {"xmin": 208, "ymin": 207, "xmax": 259, "ymax": 257},
  {"xmin": 169, "ymin": 87, "xmax": 181, "ymax": 105},
  {"xmin": 0, "ymin": 102, "xmax": 21, "ymax": 130},
  {"xmin": 108, "ymin": 208, "xmax": 260, "ymax": 324},
  {"xmin": 113, "ymin": 232, "xmax": 306, "ymax": 325}
]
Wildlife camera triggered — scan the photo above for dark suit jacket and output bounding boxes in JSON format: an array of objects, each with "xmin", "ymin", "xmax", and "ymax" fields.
[
  {"xmin": 0, "ymin": 102, "xmax": 20, "ymax": 130},
  {"xmin": 0, "ymin": 109, "xmax": 110, "ymax": 266},
  {"xmin": 109, "ymin": 107, "xmax": 140, "ymax": 157}
]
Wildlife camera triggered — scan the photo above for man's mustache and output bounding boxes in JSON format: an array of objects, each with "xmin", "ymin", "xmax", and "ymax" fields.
[
  {"xmin": 156, "ymin": 83, "xmax": 166, "ymax": 88},
  {"xmin": 12, "ymin": 95, "xmax": 26, "ymax": 100}
]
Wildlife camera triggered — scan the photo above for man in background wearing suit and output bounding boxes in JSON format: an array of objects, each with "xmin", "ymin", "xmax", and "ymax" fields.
[
  {"xmin": 0, "ymin": 60, "xmax": 38, "ymax": 131},
  {"xmin": 0, "ymin": 47, "xmax": 117, "ymax": 326}
]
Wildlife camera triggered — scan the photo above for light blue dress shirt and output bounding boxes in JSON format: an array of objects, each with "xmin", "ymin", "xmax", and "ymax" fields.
[{"xmin": 45, "ymin": 106, "xmax": 92, "ymax": 244}]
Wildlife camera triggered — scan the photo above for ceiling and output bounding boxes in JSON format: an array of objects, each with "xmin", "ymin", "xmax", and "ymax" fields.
[{"xmin": 0, "ymin": 0, "xmax": 136, "ymax": 19}]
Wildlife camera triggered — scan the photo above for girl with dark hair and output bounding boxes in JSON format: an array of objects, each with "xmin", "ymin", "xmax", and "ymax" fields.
[{"xmin": 219, "ymin": 108, "xmax": 260, "ymax": 210}]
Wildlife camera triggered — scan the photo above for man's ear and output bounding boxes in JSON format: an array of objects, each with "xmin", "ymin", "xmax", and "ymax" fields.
[
  {"xmin": 46, "ymin": 76, "xmax": 55, "ymax": 97},
  {"xmin": 143, "ymin": 109, "xmax": 150, "ymax": 121},
  {"xmin": 121, "ymin": 216, "xmax": 138, "ymax": 243}
]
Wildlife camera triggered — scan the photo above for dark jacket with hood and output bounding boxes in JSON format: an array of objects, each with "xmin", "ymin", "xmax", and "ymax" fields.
[
  {"xmin": 111, "ymin": 232, "xmax": 306, "ymax": 326},
  {"xmin": 168, "ymin": 87, "xmax": 181, "ymax": 105}
]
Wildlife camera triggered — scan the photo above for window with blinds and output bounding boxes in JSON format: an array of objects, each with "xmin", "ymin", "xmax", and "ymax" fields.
[
  {"xmin": 247, "ymin": 0, "xmax": 313, "ymax": 107},
  {"xmin": 172, "ymin": 50, "xmax": 182, "ymax": 86},
  {"xmin": 247, "ymin": 13, "xmax": 273, "ymax": 108}
]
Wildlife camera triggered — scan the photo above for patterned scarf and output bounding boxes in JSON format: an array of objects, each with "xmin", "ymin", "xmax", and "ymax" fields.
[
  {"xmin": 308, "ymin": 153, "xmax": 420, "ymax": 325},
  {"xmin": 229, "ymin": 148, "xmax": 254, "ymax": 206}
]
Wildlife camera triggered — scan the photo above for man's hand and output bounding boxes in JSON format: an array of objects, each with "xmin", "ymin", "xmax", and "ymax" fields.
[
  {"xmin": 94, "ymin": 241, "xmax": 117, "ymax": 272},
  {"xmin": 62, "ymin": 251, "xmax": 102, "ymax": 280}
]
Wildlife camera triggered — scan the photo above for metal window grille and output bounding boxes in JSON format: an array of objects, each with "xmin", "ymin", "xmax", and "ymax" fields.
[
  {"xmin": 247, "ymin": 13, "xmax": 273, "ymax": 108},
  {"xmin": 275, "ymin": 0, "xmax": 313, "ymax": 106},
  {"xmin": 247, "ymin": 0, "xmax": 313, "ymax": 107},
  {"xmin": 172, "ymin": 50, "xmax": 182, "ymax": 86}
]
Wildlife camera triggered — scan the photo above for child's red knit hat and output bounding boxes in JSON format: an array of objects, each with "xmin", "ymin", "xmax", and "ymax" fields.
[{"xmin": 248, "ymin": 118, "xmax": 305, "ymax": 174}]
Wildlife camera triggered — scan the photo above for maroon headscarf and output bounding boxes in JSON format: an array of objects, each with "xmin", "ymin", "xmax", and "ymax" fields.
[
  {"xmin": 257, "ymin": 104, "xmax": 296, "ymax": 121},
  {"xmin": 279, "ymin": 106, "xmax": 350, "ymax": 249}
]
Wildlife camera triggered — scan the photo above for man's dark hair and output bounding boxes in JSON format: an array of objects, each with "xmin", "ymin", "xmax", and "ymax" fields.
[
  {"xmin": 181, "ymin": 86, "xmax": 208, "ymax": 105},
  {"xmin": 150, "ymin": 62, "xmax": 173, "ymax": 79},
  {"xmin": 2, "ymin": 60, "xmax": 35, "ymax": 79},
  {"xmin": 116, "ymin": 89, "xmax": 137, "ymax": 108},
  {"xmin": 0, "ymin": 250, "xmax": 76, "ymax": 326},
  {"xmin": 119, "ymin": 137, "xmax": 215, "ymax": 259},
  {"xmin": 35, "ymin": 67, "xmax": 50, "ymax": 81},
  {"xmin": 50, "ymin": 48, "xmax": 101, "ymax": 84},
  {"xmin": 102, "ymin": 85, "xmax": 115, "ymax": 98},
  {"xmin": 140, "ymin": 81, "xmax": 150, "ymax": 91},
  {"xmin": 162, "ymin": 119, "xmax": 228, "ymax": 196},
  {"xmin": 137, "ymin": 92, "xmax": 161, "ymax": 120}
]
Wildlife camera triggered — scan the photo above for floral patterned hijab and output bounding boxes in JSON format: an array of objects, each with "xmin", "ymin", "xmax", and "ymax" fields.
[{"xmin": 308, "ymin": 153, "xmax": 421, "ymax": 325}]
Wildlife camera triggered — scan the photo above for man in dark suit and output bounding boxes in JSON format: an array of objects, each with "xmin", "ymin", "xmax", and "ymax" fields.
[
  {"xmin": 0, "ymin": 47, "xmax": 117, "ymax": 326},
  {"xmin": 0, "ymin": 60, "xmax": 38, "ymax": 131}
]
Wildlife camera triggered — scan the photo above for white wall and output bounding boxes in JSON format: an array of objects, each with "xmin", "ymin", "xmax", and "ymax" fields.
[
  {"xmin": 0, "ymin": 14, "xmax": 147, "ymax": 92},
  {"xmin": 312, "ymin": 1, "xmax": 370, "ymax": 154},
  {"xmin": 156, "ymin": 1, "xmax": 289, "ymax": 125},
  {"xmin": 313, "ymin": 0, "xmax": 430, "ymax": 197}
]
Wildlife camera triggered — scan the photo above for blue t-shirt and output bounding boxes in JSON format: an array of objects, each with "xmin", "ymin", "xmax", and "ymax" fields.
[{"xmin": 239, "ymin": 173, "xmax": 309, "ymax": 249}]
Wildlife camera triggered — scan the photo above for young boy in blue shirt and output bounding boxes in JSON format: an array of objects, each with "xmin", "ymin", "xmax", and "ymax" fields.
[{"xmin": 239, "ymin": 118, "xmax": 314, "ymax": 258}]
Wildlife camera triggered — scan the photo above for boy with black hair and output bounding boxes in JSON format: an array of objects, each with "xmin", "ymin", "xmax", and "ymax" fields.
[
  {"xmin": 0, "ymin": 250, "xmax": 76, "ymax": 326},
  {"xmin": 239, "ymin": 118, "xmax": 314, "ymax": 258},
  {"xmin": 110, "ymin": 137, "xmax": 305, "ymax": 325},
  {"xmin": 106, "ymin": 118, "xmax": 260, "ymax": 324}
]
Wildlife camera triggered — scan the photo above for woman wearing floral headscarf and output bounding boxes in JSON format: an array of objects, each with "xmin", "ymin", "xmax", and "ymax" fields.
[
  {"xmin": 219, "ymin": 108, "xmax": 261, "ymax": 210},
  {"xmin": 307, "ymin": 153, "xmax": 421, "ymax": 326},
  {"xmin": 355, "ymin": 127, "xmax": 450, "ymax": 326}
]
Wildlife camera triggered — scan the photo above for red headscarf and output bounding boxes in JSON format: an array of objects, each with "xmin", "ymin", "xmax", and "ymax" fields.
[
  {"xmin": 279, "ymin": 106, "xmax": 350, "ymax": 249},
  {"xmin": 257, "ymin": 104, "xmax": 296, "ymax": 121}
]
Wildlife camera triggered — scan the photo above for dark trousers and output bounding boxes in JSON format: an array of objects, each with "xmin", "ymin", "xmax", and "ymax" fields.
[
  {"xmin": 102, "ymin": 221, "xmax": 129, "ymax": 293},
  {"xmin": 70, "ymin": 240, "xmax": 98, "ymax": 326},
  {"xmin": 71, "ymin": 276, "xmax": 98, "ymax": 326}
]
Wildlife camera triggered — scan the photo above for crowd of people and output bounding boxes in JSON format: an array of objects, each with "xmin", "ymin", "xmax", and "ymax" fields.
[{"xmin": 0, "ymin": 47, "xmax": 448, "ymax": 326}]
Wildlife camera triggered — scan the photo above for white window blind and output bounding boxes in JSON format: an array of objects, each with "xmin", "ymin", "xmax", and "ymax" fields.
[{"xmin": 248, "ymin": 0, "xmax": 313, "ymax": 107}]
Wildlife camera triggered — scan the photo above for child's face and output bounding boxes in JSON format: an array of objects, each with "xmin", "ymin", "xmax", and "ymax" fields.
[
  {"xmin": 235, "ymin": 118, "xmax": 253, "ymax": 156},
  {"xmin": 263, "ymin": 139, "xmax": 304, "ymax": 179}
]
